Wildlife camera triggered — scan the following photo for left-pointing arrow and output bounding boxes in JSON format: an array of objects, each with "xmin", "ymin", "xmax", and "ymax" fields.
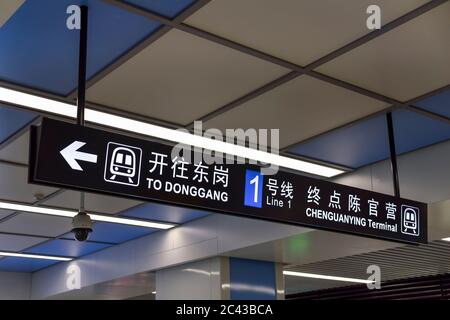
[{"xmin": 60, "ymin": 141, "xmax": 98, "ymax": 171}]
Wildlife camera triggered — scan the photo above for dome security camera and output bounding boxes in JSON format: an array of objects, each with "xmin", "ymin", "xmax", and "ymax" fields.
[{"xmin": 71, "ymin": 211, "xmax": 93, "ymax": 242}]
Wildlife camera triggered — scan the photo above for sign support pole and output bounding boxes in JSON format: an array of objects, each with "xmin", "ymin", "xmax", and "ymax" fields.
[
  {"xmin": 76, "ymin": 5, "xmax": 88, "ymax": 127},
  {"xmin": 77, "ymin": 6, "xmax": 88, "ymax": 210},
  {"xmin": 386, "ymin": 112, "xmax": 400, "ymax": 198}
]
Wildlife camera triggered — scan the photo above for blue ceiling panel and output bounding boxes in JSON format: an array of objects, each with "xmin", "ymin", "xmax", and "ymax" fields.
[
  {"xmin": 289, "ymin": 109, "xmax": 449, "ymax": 169},
  {"xmin": 123, "ymin": 202, "xmax": 209, "ymax": 224},
  {"xmin": 0, "ymin": 0, "xmax": 161, "ymax": 95},
  {"xmin": 414, "ymin": 89, "xmax": 450, "ymax": 118},
  {"xmin": 62, "ymin": 222, "xmax": 158, "ymax": 244},
  {"xmin": 392, "ymin": 109, "xmax": 450, "ymax": 155},
  {"xmin": 0, "ymin": 104, "xmax": 36, "ymax": 143},
  {"xmin": 288, "ymin": 116, "xmax": 389, "ymax": 169},
  {"xmin": 0, "ymin": 257, "xmax": 59, "ymax": 272},
  {"xmin": 122, "ymin": 0, "xmax": 196, "ymax": 18},
  {"xmin": 25, "ymin": 239, "xmax": 111, "ymax": 258}
]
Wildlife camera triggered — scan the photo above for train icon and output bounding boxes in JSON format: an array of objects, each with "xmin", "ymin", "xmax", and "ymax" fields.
[
  {"xmin": 110, "ymin": 147, "xmax": 137, "ymax": 182},
  {"xmin": 104, "ymin": 142, "xmax": 142, "ymax": 187},
  {"xmin": 401, "ymin": 205, "xmax": 419, "ymax": 236}
]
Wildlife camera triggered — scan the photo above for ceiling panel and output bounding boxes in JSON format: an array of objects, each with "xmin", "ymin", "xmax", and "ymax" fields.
[
  {"xmin": 0, "ymin": 0, "xmax": 24, "ymax": 27},
  {"xmin": 0, "ymin": 0, "xmax": 161, "ymax": 95},
  {"xmin": 0, "ymin": 105, "xmax": 35, "ymax": 145},
  {"xmin": 317, "ymin": 2, "xmax": 450, "ymax": 101},
  {"xmin": 285, "ymin": 240, "xmax": 450, "ymax": 295},
  {"xmin": 285, "ymin": 274, "xmax": 353, "ymax": 295},
  {"xmin": 186, "ymin": 0, "xmax": 428, "ymax": 66},
  {"xmin": 0, "ymin": 209, "xmax": 12, "ymax": 220},
  {"xmin": 0, "ymin": 162, "xmax": 58, "ymax": 203},
  {"xmin": 393, "ymin": 109, "xmax": 450, "ymax": 155},
  {"xmin": 288, "ymin": 115, "xmax": 389, "ymax": 168},
  {"xmin": 62, "ymin": 222, "xmax": 158, "ymax": 244},
  {"xmin": 226, "ymin": 230, "xmax": 399, "ymax": 268},
  {"xmin": 0, "ymin": 213, "xmax": 71, "ymax": 238},
  {"xmin": 0, "ymin": 257, "xmax": 58, "ymax": 273},
  {"xmin": 43, "ymin": 190, "xmax": 142, "ymax": 214},
  {"xmin": 26, "ymin": 239, "xmax": 112, "ymax": 258},
  {"xmin": 204, "ymin": 75, "xmax": 388, "ymax": 148},
  {"xmin": 0, "ymin": 233, "xmax": 44, "ymax": 251},
  {"xmin": 87, "ymin": 28, "xmax": 288, "ymax": 125},
  {"xmin": 123, "ymin": 202, "xmax": 209, "ymax": 224},
  {"xmin": 288, "ymin": 108, "xmax": 450, "ymax": 169},
  {"xmin": 414, "ymin": 89, "xmax": 450, "ymax": 118},
  {"xmin": 122, "ymin": 0, "xmax": 195, "ymax": 18},
  {"xmin": 0, "ymin": 130, "xmax": 29, "ymax": 164}
]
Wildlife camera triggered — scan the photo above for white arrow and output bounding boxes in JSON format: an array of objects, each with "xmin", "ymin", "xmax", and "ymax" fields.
[{"xmin": 60, "ymin": 141, "xmax": 98, "ymax": 171}]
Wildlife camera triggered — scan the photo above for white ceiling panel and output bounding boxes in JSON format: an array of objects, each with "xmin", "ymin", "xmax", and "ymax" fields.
[
  {"xmin": 186, "ymin": 0, "xmax": 429, "ymax": 66},
  {"xmin": 317, "ymin": 2, "xmax": 450, "ymax": 101},
  {"xmin": 87, "ymin": 29, "xmax": 288, "ymax": 125},
  {"xmin": 43, "ymin": 190, "xmax": 141, "ymax": 215},
  {"xmin": 0, "ymin": 213, "xmax": 71, "ymax": 237},
  {"xmin": 0, "ymin": 163, "xmax": 58, "ymax": 203},
  {"xmin": 204, "ymin": 75, "xmax": 389, "ymax": 148},
  {"xmin": 0, "ymin": 131, "xmax": 29, "ymax": 164},
  {"xmin": 0, "ymin": 0, "xmax": 24, "ymax": 27},
  {"xmin": 0, "ymin": 233, "xmax": 44, "ymax": 252}
]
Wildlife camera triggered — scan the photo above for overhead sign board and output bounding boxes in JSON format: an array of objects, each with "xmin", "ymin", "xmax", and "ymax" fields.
[{"xmin": 29, "ymin": 118, "xmax": 427, "ymax": 244}]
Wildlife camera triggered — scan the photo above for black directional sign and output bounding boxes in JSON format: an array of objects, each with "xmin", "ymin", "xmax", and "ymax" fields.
[{"xmin": 29, "ymin": 118, "xmax": 427, "ymax": 244}]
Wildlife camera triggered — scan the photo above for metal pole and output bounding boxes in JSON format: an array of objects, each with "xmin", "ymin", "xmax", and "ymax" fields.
[
  {"xmin": 77, "ymin": 6, "xmax": 88, "ymax": 209},
  {"xmin": 79, "ymin": 192, "xmax": 85, "ymax": 212},
  {"xmin": 76, "ymin": 5, "xmax": 88, "ymax": 126},
  {"xmin": 386, "ymin": 112, "xmax": 400, "ymax": 197}
]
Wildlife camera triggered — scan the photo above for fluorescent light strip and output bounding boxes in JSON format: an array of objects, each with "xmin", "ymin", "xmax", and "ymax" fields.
[
  {"xmin": 283, "ymin": 270, "xmax": 374, "ymax": 284},
  {"xmin": 89, "ymin": 214, "xmax": 173, "ymax": 229},
  {"xmin": 0, "ymin": 251, "xmax": 72, "ymax": 261},
  {"xmin": 0, "ymin": 87, "xmax": 76, "ymax": 117},
  {"xmin": 0, "ymin": 201, "xmax": 175, "ymax": 230},
  {"xmin": 442, "ymin": 237, "xmax": 450, "ymax": 242},
  {"xmin": 0, "ymin": 201, "xmax": 74, "ymax": 218},
  {"xmin": 0, "ymin": 87, "xmax": 345, "ymax": 177}
]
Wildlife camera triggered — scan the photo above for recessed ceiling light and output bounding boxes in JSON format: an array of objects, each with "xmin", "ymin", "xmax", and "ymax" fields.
[
  {"xmin": 0, "ymin": 251, "xmax": 72, "ymax": 261},
  {"xmin": 0, "ymin": 201, "xmax": 175, "ymax": 230},
  {"xmin": 283, "ymin": 270, "xmax": 374, "ymax": 284},
  {"xmin": 0, "ymin": 87, "xmax": 345, "ymax": 177}
]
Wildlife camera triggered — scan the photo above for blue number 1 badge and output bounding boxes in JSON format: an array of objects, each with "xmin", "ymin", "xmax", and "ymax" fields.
[{"xmin": 244, "ymin": 169, "xmax": 263, "ymax": 208}]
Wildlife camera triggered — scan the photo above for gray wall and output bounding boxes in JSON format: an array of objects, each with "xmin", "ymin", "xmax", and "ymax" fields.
[
  {"xmin": 0, "ymin": 271, "xmax": 30, "ymax": 299},
  {"xmin": 156, "ymin": 257, "xmax": 223, "ymax": 300}
]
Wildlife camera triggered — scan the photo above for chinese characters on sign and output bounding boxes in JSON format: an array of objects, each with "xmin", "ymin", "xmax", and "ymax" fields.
[
  {"xmin": 265, "ymin": 177, "xmax": 294, "ymax": 208},
  {"xmin": 149, "ymin": 153, "xmax": 229, "ymax": 187},
  {"xmin": 146, "ymin": 153, "xmax": 230, "ymax": 203},
  {"xmin": 304, "ymin": 185, "xmax": 420, "ymax": 237}
]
